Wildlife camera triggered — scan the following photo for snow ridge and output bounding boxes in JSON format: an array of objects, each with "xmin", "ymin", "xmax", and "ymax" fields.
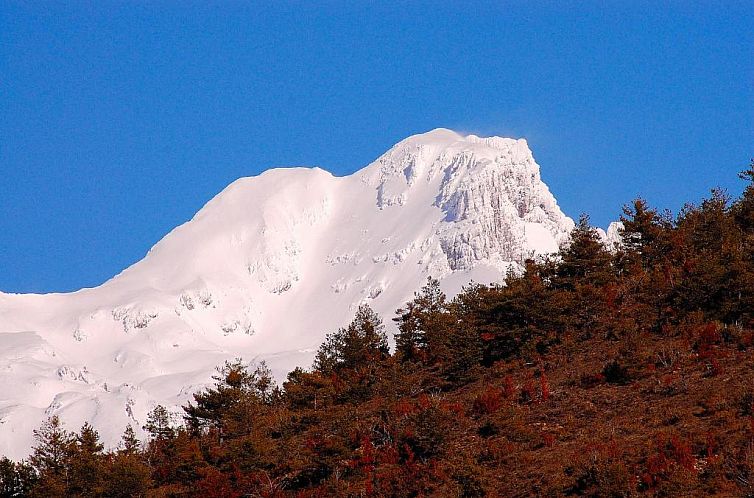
[{"xmin": 0, "ymin": 129, "xmax": 573, "ymax": 458}]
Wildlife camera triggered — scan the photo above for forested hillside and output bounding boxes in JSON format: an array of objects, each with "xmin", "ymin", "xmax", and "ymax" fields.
[{"xmin": 3, "ymin": 164, "xmax": 754, "ymax": 497}]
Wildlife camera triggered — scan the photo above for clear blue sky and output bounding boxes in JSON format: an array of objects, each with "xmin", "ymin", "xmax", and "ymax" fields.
[{"xmin": 1, "ymin": 1, "xmax": 752, "ymax": 293}]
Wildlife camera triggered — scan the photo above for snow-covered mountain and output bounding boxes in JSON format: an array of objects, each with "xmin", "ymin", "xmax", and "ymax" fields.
[{"xmin": 0, "ymin": 128, "xmax": 574, "ymax": 459}]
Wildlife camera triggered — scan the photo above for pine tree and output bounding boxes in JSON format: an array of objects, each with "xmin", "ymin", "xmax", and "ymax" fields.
[
  {"xmin": 68, "ymin": 423, "xmax": 104, "ymax": 497},
  {"xmin": 0, "ymin": 458, "xmax": 19, "ymax": 498},
  {"xmin": 143, "ymin": 405, "xmax": 175, "ymax": 441},
  {"xmin": 308, "ymin": 305, "xmax": 391, "ymax": 404},
  {"xmin": 441, "ymin": 296, "xmax": 482, "ymax": 385},
  {"xmin": 619, "ymin": 198, "xmax": 671, "ymax": 268},
  {"xmin": 733, "ymin": 159, "xmax": 754, "ymax": 232},
  {"xmin": 108, "ymin": 425, "xmax": 151, "ymax": 496},
  {"xmin": 184, "ymin": 360, "xmax": 253, "ymax": 434},
  {"xmin": 730, "ymin": 159, "xmax": 754, "ymax": 324},
  {"xmin": 555, "ymin": 214, "xmax": 614, "ymax": 290},
  {"xmin": 393, "ymin": 299, "xmax": 426, "ymax": 362},
  {"xmin": 0, "ymin": 457, "xmax": 36, "ymax": 498},
  {"xmin": 104, "ymin": 452, "xmax": 151, "ymax": 498},
  {"xmin": 28, "ymin": 416, "xmax": 74, "ymax": 498},
  {"xmin": 614, "ymin": 199, "xmax": 678, "ymax": 333},
  {"xmin": 458, "ymin": 260, "xmax": 561, "ymax": 363},
  {"xmin": 393, "ymin": 277, "xmax": 483, "ymax": 383},
  {"xmin": 673, "ymin": 188, "xmax": 746, "ymax": 323},
  {"xmin": 120, "ymin": 425, "xmax": 141, "ymax": 456},
  {"xmin": 394, "ymin": 277, "xmax": 447, "ymax": 363},
  {"xmin": 184, "ymin": 359, "xmax": 278, "ymax": 439},
  {"xmin": 313, "ymin": 304, "xmax": 389, "ymax": 374}
]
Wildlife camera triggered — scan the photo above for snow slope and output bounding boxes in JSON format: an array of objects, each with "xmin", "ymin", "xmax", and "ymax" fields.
[{"xmin": 0, "ymin": 129, "xmax": 573, "ymax": 458}]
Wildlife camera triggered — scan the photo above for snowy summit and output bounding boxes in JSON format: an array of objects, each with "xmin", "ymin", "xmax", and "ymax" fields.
[{"xmin": 0, "ymin": 129, "xmax": 574, "ymax": 458}]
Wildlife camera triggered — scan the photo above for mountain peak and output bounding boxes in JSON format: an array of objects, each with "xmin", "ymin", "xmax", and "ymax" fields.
[
  {"xmin": 392, "ymin": 128, "xmax": 525, "ymax": 152},
  {"xmin": 400, "ymin": 127, "xmax": 464, "ymax": 145},
  {"xmin": 0, "ymin": 130, "xmax": 573, "ymax": 459}
]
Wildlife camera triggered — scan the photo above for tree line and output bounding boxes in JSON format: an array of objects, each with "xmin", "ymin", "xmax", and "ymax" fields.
[{"xmin": 2, "ymin": 162, "xmax": 754, "ymax": 496}]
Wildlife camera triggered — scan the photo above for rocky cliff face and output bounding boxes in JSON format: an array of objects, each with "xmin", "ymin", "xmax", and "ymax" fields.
[
  {"xmin": 359, "ymin": 129, "xmax": 573, "ymax": 273},
  {"xmin": 0, "ymin": 129, "xmax": 573, "ymax": 458}
]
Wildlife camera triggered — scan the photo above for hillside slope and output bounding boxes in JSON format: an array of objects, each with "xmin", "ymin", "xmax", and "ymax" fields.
[{"xmin": 0, "ymin": 129, "xmax": 573, "ymax": 458}]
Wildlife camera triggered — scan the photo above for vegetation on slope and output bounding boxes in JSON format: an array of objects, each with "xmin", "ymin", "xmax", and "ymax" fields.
[{"xmin": 3, "ymin": 163, "xmax": 754, "ymax": 497}]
